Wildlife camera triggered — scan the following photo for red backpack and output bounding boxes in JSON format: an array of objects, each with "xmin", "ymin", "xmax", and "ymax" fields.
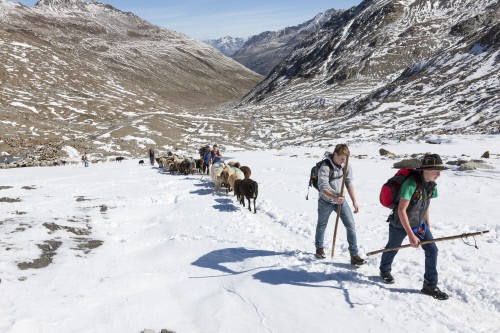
[{"xmin": 379, "ymin": 168, "xmax": 420, "ymax": 209}]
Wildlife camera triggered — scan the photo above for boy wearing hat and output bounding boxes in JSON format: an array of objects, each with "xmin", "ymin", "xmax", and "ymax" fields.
[{"xmin": 379, "ymin": 154, "xmax": 449, "ymax": 300}]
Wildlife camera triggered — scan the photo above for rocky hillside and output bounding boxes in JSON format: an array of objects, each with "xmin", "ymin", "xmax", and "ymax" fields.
[
  {"xmin": 231, "ymin": 9, "xmax": 343, "ymax": 76},
  {"xmin": 0, "ymin": 0, "xmax": 262, "ymax": 162},
  {"xmin": 234, "ymin": 0, "xmax": 499, "ymax": 147}
]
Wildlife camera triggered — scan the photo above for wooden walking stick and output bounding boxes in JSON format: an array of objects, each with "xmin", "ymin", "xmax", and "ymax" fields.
[
  {"xmin": 366, "ymin": 230, "xmax": 490, "ymax": 256},
  {"xmin": 330, "ymin": 155, "xmax": 349, "ymax": 259}
]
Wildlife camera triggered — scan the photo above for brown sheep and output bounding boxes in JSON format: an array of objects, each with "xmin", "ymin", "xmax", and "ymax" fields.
[
  {"xmin": 227, "ymin": 161, "xmax": 241, "ymax": 168},
  {"xmin": 239, "ymin": 166, "xmax": 251, "ymax": 179},
  {"xmin": 219, "ymin": 166, "xmax": 235, "ymax": 192}
]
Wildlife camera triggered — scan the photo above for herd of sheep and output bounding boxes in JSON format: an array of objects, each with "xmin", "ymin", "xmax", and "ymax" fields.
[{"xmin": 155, "ymin": 155, "xmax": 259, "ymax": 213}]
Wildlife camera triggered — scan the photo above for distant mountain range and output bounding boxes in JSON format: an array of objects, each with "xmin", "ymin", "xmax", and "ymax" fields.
[
  {"xmin": 232, "ymin": 9, "xmax": 343, "ymax": 76},
  {"xmin": 202, "ymin": 9, "xmax": 343, "ymax": 76}
]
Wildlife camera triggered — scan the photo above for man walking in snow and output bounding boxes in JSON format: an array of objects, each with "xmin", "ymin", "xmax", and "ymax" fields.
[
  {"xmin": 82, "ymin": 152, "xmax": 89, "ymax": 167},
  {"xmin": 379, "ymin": 153, "xmax": 449, "ymax": 300},
  {"xmin": 314, "ymin": 144, "xmax": 364, "ymax": 265},
  {"xmin": 149, "ymin": 147, "xmax": 155, "ymax": 166},
  {"xmin": 202, "ymin": 145, "xmax": 211, "ymax": 175}
]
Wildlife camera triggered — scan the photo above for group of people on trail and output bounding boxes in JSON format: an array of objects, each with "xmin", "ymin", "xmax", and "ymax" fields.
[
  {"xmin": 199, "ymin": 144, "xmax": 222, "ymax": 174},
  {"xmin": 314, "ymin": 144, "xmax": 449, "ymax": 300}
]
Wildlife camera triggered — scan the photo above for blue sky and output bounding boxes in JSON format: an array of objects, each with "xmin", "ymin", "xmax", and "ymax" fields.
[{"xmin": 14, "ymin": 0, "xmax": 362, "ymax": 40}]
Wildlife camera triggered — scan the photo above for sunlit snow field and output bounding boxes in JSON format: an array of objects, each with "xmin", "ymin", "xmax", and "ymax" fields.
[{"xmin": 0, "ymin": 135, "xmax": 499, "ymax": 333}]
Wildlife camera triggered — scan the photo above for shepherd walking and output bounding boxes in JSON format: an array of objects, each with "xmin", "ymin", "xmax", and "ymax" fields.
[
  {"xmin": 314, "ymin": 144, "xmax": 364, "ymax": 265},
  {"xmin": 379, "ymin": 154, "xmax": 449, "ymax": 300},
  {"xmin": 82, "ymin": 152, "xmax": 89, "ymax": 167},
  {"xmin": 149, "ymin": 147, "xmax": 155, "ymax": 166}
]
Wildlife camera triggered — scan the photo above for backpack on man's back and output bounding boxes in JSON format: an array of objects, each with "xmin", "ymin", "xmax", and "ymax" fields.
[{"xmin": 306, "ymin": 155, "xmax": 336, "ymax": 200}]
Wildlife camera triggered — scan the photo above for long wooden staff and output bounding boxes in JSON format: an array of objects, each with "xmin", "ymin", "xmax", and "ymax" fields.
[
  {"xmin": 366, "ymin": 230, "xmax": 490, "ymax": 256},
  {"xmin": 330, "ymin": 155, "xmax": 349, "ymax": 259}
]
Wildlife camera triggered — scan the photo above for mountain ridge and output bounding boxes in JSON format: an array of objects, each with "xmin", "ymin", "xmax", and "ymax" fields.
[
  {"xmin": 0, "ymin": 0, "xmax": 262, "ymax": 162},
  {"xmin": 230, "ymin": 8, "xmax": 344, "ymax": 76},
  {"xmin": 232, "ymin": 0, "xmax": 499, "ymax": 147}
]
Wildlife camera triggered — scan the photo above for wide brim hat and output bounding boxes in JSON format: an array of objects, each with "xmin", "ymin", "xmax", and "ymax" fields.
[{"xmin": 416, "ymin": 153, "xmax": 448, "ymax": 170}]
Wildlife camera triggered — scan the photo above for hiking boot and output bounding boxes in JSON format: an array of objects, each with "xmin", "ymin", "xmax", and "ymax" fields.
[
  {"xmin": 421, "ymin": 284, "xmax": 449, "ymax": 300},
  {"xmin": 350, "ymin": 255, "xmax": 365, "ymax": 266},
  {"xmin": 380, "ymin": 271, "xmax": 395, "ymax": 284},
  {"xmin": 315, "ymin": 248, "xmax": 326, "ymax": 259}
]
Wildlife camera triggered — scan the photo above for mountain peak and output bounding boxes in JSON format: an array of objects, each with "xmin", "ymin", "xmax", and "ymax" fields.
[{"xmin": 35, "ymin": 0, "xmax": 89, "ymax": 10}]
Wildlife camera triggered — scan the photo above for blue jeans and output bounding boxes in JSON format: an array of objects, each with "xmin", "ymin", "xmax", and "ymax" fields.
[
  {"xmin": 380, "ymin": 224, "xmax": 438, "ymax": 286},
  {"xmin": 315, "ymin": 198, "xmax": 359, "ymax": 256},
  {"xmin": 84, "ymin": 160, "xmax": 89, "ymax": 167}
]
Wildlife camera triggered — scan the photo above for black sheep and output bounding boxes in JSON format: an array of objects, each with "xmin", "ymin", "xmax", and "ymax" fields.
[{"xmin": 239, "ymin": 178, "xmax": 258, "ymax": 214}]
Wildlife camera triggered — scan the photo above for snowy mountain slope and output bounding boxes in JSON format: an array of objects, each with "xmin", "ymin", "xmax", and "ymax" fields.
[
  {"xmin": 0, "ymin": 135, "xmax": 499, "ymax": 332},
  {"xmin": 203, "ymin": 36, "xmax": 247, "ymax": 56},
  {"xmin": 0, "ymin": 0, "xmax": 262, "ymax": 159},
  {"xmin": 342, "ymin": 18, "xmax": 500, "ymax": 140},
  {"xmin": 231, "ymin": 0, "xmax": 499, "ymax": 147},
  {"xmin": 231, "ymin": 9, "xmax": 343, "ymax": 76}
]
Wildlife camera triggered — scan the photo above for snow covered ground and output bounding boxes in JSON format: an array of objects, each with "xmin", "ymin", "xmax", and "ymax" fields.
[{"xmin": 0, "ymin": 135, "xmax": 499, "ymax": 333}]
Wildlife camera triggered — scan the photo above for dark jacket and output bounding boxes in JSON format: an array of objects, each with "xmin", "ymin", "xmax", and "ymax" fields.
[{"xmin": 390, "ymin": 172, "xmax": 436, "ymax": 228}]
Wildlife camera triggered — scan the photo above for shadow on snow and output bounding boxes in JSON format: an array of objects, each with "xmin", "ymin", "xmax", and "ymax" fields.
[
  {"xmin": 213, "ymin": 198, "xmax": 239, "ymax": 212},
  {"xmin": 191, "ymin": 247, "xmax": 286, "ymax": 276},
  {"xmin": 191, "ymin": 247, "xmax": 421, "ymax": 308}
]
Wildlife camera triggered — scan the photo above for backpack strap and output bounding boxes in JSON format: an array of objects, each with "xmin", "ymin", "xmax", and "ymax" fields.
[
  {"xmin": 406, "ymin": 171, "xmax": 435, "ymax": 203},
  {"xmin": 390, "ymin": 170, "xmax": 420, "ymax": 215},
  {"xmin": 323, "ymin": 157, "xmax": 344, "ymax": 182}
]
